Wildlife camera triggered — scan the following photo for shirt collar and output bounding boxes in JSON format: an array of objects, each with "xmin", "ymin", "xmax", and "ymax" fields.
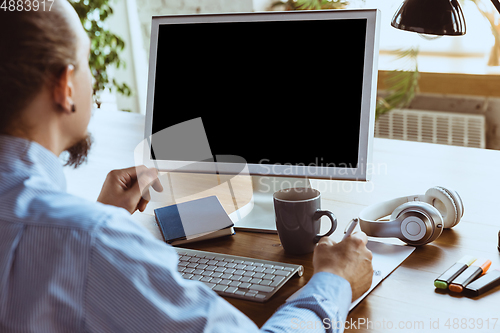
[{"xmin": 0, "ymin": 135, "xmax": 67, "ymax": 192}]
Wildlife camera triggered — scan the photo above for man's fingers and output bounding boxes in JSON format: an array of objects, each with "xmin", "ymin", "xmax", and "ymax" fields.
[
  {"xmin": 350, "ymin": 231, "xmax": 368, "ymax": 245},
  {"xmin": 136, "ymin": 167, "xmax": 162, "ymax": 196},
  {"xmin": 137, "ymin": 197, "xmax": 149, "ymax": 212},
  {"xmin": 317, "ymin": 236, "xmax": 336, "ymax": 246},
  {"xmin": 151, "ymin": 177, "xmax": 164, "ymax": 193}
]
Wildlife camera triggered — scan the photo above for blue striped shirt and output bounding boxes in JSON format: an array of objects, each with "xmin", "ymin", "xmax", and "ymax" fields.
[{"xmin": 0, "ymin": 135, "xmax": 352, "ymax": 332}]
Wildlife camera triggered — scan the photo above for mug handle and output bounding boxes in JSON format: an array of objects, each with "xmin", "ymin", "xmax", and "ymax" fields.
[{"xmin": 313, "ymin": 210, "xmax": 337, "ymax": 243}]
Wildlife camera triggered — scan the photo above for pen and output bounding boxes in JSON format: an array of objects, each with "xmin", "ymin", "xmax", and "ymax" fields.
[
  {"xmin": 449, "ymin": 258, "xmax": 492, "ymax": 293},
  {"xmin": 343, "ymin": 218, "xmax": 359, "ymax": 241}
]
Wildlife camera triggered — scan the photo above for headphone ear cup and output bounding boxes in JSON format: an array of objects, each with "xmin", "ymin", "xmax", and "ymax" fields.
[
  {"xmin": 425, "ymin": 187, "xmax": 462, "ymax": 228},
  {"xmin": 392, "ymin": 202, "xmax": 444, "ymax": 246}
]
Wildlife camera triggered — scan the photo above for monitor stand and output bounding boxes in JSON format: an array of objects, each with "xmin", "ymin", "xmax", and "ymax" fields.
[{"xmin": 230, "ymin": 175, "xmax": 311, "ymax": 233}]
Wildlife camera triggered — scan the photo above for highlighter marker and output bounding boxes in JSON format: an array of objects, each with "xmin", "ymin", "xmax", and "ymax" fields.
[
  {"xmin": 449, "ymin": 258, "xmax": 492, "ymax": 293},
  {"xmin": 464, "ymin": 269, "xmax": 500, "ymax": 296},
  {"xmin": 434, "ymin": 255, "xmax": 476, "ymax": 289}
]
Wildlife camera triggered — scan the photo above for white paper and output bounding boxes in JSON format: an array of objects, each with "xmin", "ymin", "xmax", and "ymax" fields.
[{"xmin": 286, "ymin": 240, "xmax": 415, "ymax": 311}]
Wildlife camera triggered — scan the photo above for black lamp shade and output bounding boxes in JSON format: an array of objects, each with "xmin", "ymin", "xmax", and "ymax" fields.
[{"xmin": 391, "ymin": 0, "xmax": 466, "ymax": 36}]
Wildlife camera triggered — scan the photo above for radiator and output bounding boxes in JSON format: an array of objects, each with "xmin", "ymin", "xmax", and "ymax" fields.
[{"xmin": 375, "ymin": 109, "xmax": 486, "ymax": 149}]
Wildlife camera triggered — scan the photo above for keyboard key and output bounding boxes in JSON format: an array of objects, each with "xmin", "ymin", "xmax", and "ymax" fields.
[
  {"xmin": 274, "ymin": 270, "xmax": 290, "ymax": 276},
  {"xmin": 255, "ymin": 294, "xmax": 267, "ymax": 299},
  {"xmin": 253, "ymin": 272, "xmax": 265, "ymax": 279},
  {"xmin": 234, "ymin": 270, "xmax": 246, "ymax": 276},
  {"xmin": 235, "ymin": 264, "xmax": 247, "ymax": 270},
  {"xmin": 270, "ymin": 280, "xmax": 281, "ymax": 287},
  {"xmin": 235, "ymin": 290, "xmax": 246, "ymax": 296},
  {"xmin": 183, "ymin": 268, "xmax": 195, "ymax": 274},
  {"xmin": 273, "ymin": 276, "xmax": 285, "ymax": 284},
  {"xmin": 254, "ymin": 267, "xmax": 266, "ymax": 273},
  {"xmin": 225, "ymin": 268, "xmax": 236, "ymax": 274},
  {"xmin": 263, "ymin": 274, "xmax": 275, "ymax": 280},
  {"xmin": 208, "ymin": 260, "xmax": 218, "ymax": 265},
  {"xmin": 249, "ymin": 278, "xmax": 262, "ymax": 284},
  {"xmin": 224, "ymin": 286, "xmax": 238, "ymax": 294},
  {"xmin": 221, "ymin": 273, "xmax": 233, "ymax": 280},
  {"xmin": 200, "ymin": 276, "xmax": 212, "ymax": 283},
  {"xmin": 263, "ymin": 268, "xmax": 276, "ymax": 274},
  {"xmin": 215, "ymin": 267, "xmax": 226, "ymax": 273},
  {"xmin": 229, "ymin": 281, "xmax": 241, "ymax": 287},
  {"xmin": 210, "ymin": 277, "xmax": 222, "ymax": 284},
  {"xmin": 206, "ymin": 265, "xmax": 217, "ymax": 271},
  {"xmin": 238, "ymin": 282, "xmax": 251, "ymax": 289},
  {"xmin": 186, "ymin": 263, "xmax": 198, "ymax": 268},
  {"xmin": 211, "ymin": 272, "xmax": 223, "ymax": 278},
  {"xmin": 274, "ymin": 265, "xmax": 284, "ymax": 270},
  {"xmin": 213, "ymin": 285, "xmax": 228, "ymax": 292},
  {"xmin": 225, "ymin": 263, "xmax": 237, "ymax": 268},
  {"xmin": 260, "ymin": 279, "xmax": 273, "ymax": 286},
  {"xmin": 203, "ymin": 282, "xmax": 216, "ymax": 289},
  {"xmin": 239, "ymin": 276, "xmax": 252, "ymax": 283},
  {"xmin": 190, "ymin": 275, "xmax": 203, "ymax": 281},
  {"xmin": 249, "ymin": 285, "xmax": 274, "ymax": 293},
  {"xmin": 220, "ymin": 279, "xmax": 232, "ymax": 285},
  {"xmin": 263, "ymin": 264, "xmax": 274, "ymax": 268},
  {"xmin": 198, "ymin": 259, "xmax": 209, "ymax": 264}
]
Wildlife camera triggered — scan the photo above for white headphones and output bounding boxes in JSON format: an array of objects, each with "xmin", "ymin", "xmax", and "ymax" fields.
[{"xmin": 359, "ymin": 186, "xmax": 464, "ymax": 246}]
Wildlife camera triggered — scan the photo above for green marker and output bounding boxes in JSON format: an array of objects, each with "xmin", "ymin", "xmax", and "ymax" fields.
[{"xmin": 434, "ymin": 255, "xmax": 476, "ymax": 289}]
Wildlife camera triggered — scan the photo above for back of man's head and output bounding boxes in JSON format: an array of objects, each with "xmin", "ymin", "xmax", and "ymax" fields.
[{"xmin": 0, "ymin": 1, "xmax": 78, "ymax": 134}]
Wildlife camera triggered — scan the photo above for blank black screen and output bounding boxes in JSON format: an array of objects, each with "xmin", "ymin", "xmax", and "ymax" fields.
[{"xmin": 151, "ymin": 18, "xmax": 367, "ymax": 167}]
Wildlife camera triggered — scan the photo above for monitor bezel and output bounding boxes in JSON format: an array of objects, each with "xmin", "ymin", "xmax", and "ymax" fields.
[{"xmin": 144, "ymin": 9, "xmax": 380, "ymax": 180}]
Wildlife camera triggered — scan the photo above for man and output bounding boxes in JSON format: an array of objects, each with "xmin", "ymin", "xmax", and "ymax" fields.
[{"xmin": 0, "ymin": 1, "xmax": 373, "ymax": 332}]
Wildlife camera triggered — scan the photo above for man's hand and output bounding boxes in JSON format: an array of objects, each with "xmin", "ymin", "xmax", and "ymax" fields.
[
  {"xmin": 97, "ymin": 166, "xmax": 163, "ymax": 214},
  {"xmin": 313, "ymin": 232, "xmax": 373, "ymax": 301}
]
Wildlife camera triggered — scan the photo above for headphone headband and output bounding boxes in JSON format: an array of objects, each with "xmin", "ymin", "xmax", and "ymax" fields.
[{"xmin": 359, "ymin": 194, "xmax": 427, "ymax": 224}]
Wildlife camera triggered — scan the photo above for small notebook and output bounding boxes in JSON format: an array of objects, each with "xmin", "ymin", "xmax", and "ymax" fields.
[{"xmin": 154, "ymin": 196, "xmax": 234, "ymax": 245}]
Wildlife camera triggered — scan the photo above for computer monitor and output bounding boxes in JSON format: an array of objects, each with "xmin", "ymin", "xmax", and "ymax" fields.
[{"xmin": 144, "ymin": 9, "xmax": 381, "ymax": 231}]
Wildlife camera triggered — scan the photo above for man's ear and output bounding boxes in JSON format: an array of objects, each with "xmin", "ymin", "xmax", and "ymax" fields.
[{"xmin": 53, "ymin": 64, "xmax": 75, "ymax": 113}]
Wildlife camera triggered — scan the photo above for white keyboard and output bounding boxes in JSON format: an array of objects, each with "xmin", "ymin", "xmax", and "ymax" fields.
[{"xmin": 175, "ymin": 248, "xmax": 304, "ymax": 302}]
